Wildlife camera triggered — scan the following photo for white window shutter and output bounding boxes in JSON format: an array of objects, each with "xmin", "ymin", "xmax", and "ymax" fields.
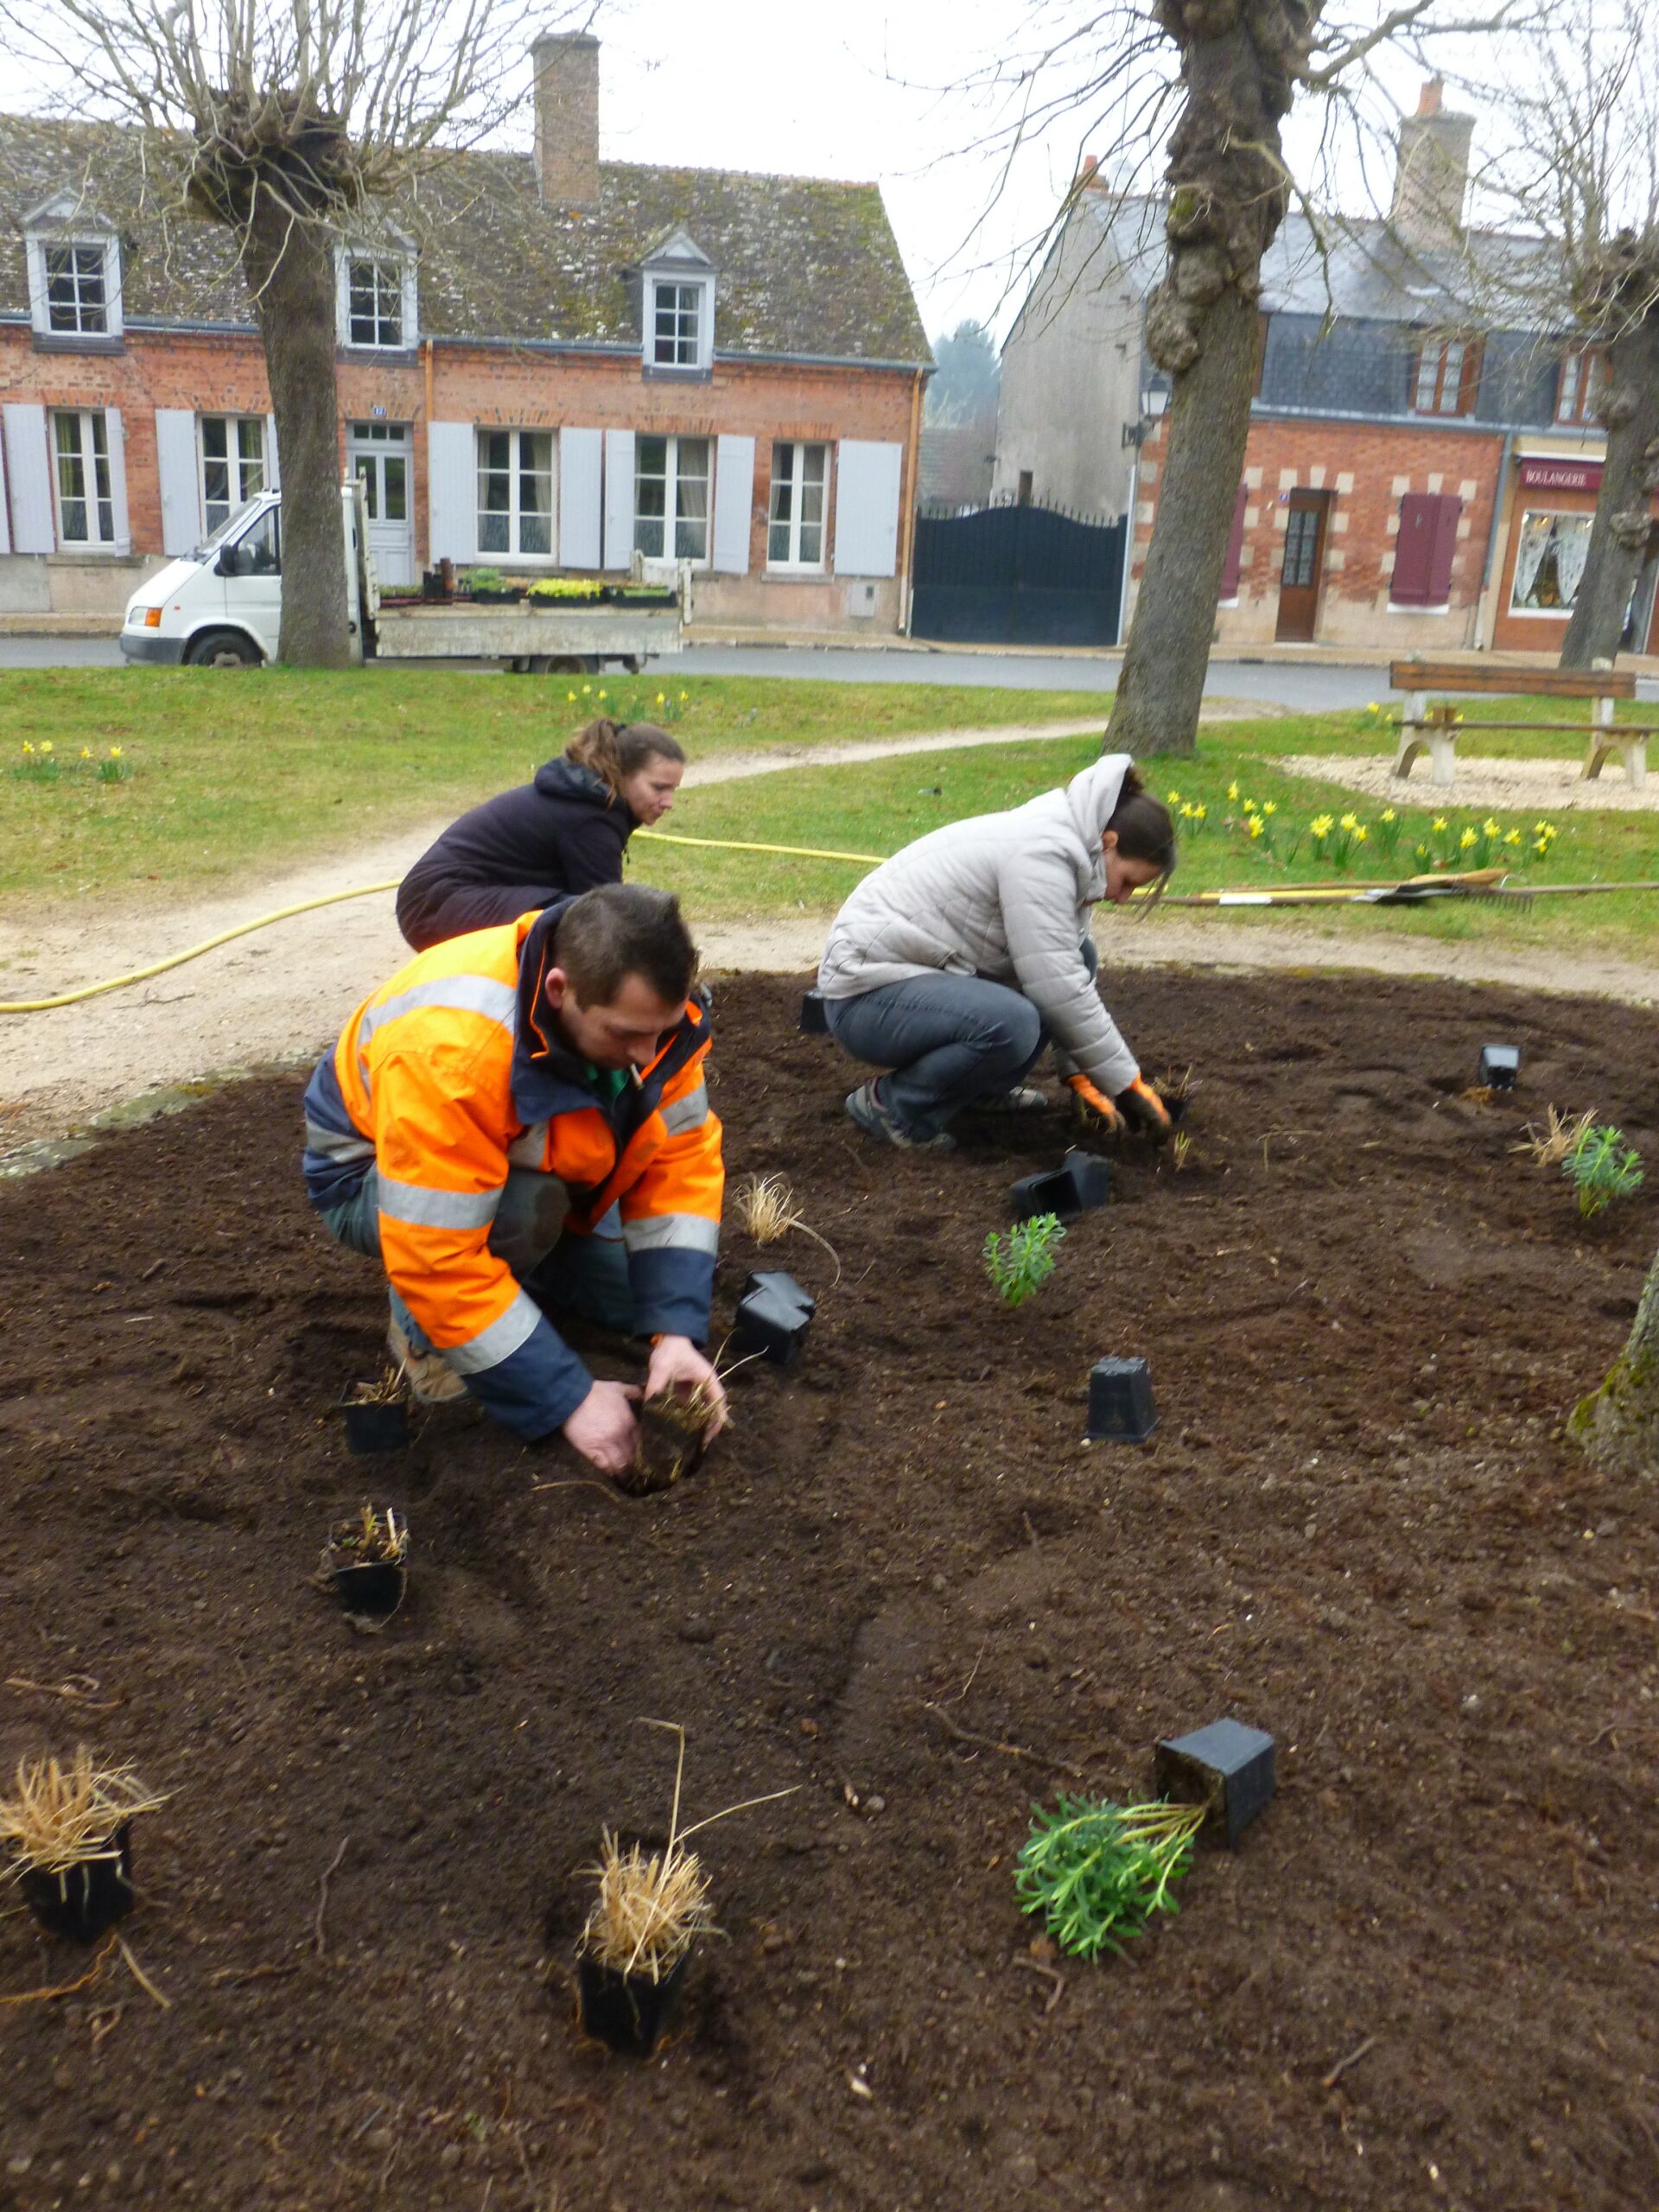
[
  {"xmin": 427, "ymin": 420, "xmax": 476, "ymax": 563},
  {"xmin": 0, "ymin": 430, "xmax": 10, "ymax": 555},
  {"xmin": 155, "ymin": 408, "xmax": 199, "ymax": 555},
  {"xmin": 711, "ymin": 435, "xmax": 754, "ymax": 574},
  {"xmin": 832, "ymin": 440, "xmax": 903, "ymax": 577},
  {"xmin": 265, "ymin": 413, "xmax": 280, "ymax": 489},
  {"xmin": 105, "ymin": 409, "xmax": 131, "ymax": 554},
  {"xmin": 602, "ymin": 429, "xmax": 635, "ymax": 570},
  {"xmin": 559, "ymin": 429, "xmax": 603, "ymax": 569},
  {"xmin": 3, "ymin": 404, "xmax": 54, "ymax": 553}
]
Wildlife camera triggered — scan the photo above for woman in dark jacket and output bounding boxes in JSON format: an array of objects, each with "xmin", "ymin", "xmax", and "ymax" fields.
[{"xmin": 397, "ymin": 718, "xmax": 686, "ymax": 950}]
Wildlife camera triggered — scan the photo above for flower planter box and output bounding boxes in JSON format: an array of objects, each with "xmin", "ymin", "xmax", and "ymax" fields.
[
  {"xmin": 576, "ymin": 1948, "xmax": 690, "ymax": 2057},
  {"xmin": 730, "ymin": 1281, "xmax": 811, "ymax": 1368},
  {"xmin": 1153, "ymin": 1718, "xmax": 1276, "ymax": 1848},
  {"xmin": 601, "ymin": 586, "xmax": 678, "ymax": 609},
  {"xmin": 798, "ymin": 989, "xmax": 830, "ymax": 1036},
  {"xmin": 1085, "ymin": 1355, "xmax": 1157, "ymax": 1443},
  {"xmin": 1478, "ymin": 1044, "xmax": 1520, "ymax": 1090},
  {"xmin": 526, "ymin": 589, "xmax": 603, "ymax": 608},
  {"xmin": 469, "ymin": 587, "xmax": 524, "ymax": 606},
  {"xmin": 1011, "ymin": 1148, "xmax": 1112, "ymax": 1223},
  {"xmin": 20, "ymin": 1822, "xmax": 134, "ymax": 1942},
  {"xmin": 338, "ymin": 1389, "xmax": 408, "ymax": 1454}
]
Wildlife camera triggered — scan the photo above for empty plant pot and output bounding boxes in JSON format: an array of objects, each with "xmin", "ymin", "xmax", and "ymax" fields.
[
  {"xmin": 338, "ymin": 1389, "xmax": 409, "ymax": 1454},
  {"xmin": 576, "ymin": 1948, "xmax": 690, "ymax": 2058},
  {"xmin": 1154, "ymin": 1718, "xmax": 1276, "ymax": 1848},
  {"xmin": 729, "ymin": 1284, "xmax": 811, "ymax": 1369},
  {"xmin": 18, "ymin": 1823, "xmax": 134, "ymax": 1942},
  {"xmin": 1011, "ymin": 1151, "xmax": 1112, "ymax": 1223},
  {"xmin": 798, "ymin": 989, "xmax": 830, "ymax": 1036},
  {"xmin": 1478, "ymin": 1045, "xmax": 1520, "ymax": 1090},
  {"xmin": 1085, "ymin": 1356, "xmax": 1158, "ymax": 1443},
  {"xmin": 741, "ymin": 1269, "xmax": 817, "ymax": 1319}
]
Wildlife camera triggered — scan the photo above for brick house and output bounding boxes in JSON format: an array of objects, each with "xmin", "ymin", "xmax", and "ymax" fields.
[
  {"xmin": 994, "ymin": 86, "xmax": 1659, "ymax": 657},
  {"xmin": 0, "ymin": 35, "xmax": 931, "ymax": 632}
]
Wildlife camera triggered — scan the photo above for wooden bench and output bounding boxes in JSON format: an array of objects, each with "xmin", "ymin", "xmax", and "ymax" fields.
[{"xmin": 1388, "ymin": 660, "xmax": 1651, "ymax": 791}]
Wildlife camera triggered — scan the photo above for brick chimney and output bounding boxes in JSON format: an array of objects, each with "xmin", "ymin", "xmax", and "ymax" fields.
[
  {"xmin": 532, "ymin": 32, "xmax": 600, "ymax": 210},
  {"xmin": 1390, "ymin": 78, "xmax": 1473, "ymax": 246}
]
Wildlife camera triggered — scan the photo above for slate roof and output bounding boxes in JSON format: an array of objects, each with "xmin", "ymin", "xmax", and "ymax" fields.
[{"xmin": 0, "ymin": 114, "xmax": 931, "ymax": 366}]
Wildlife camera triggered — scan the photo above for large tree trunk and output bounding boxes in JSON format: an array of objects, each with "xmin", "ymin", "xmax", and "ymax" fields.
[
  {"xmin": 1560, "ymin": 315, "xmax": 1659, "ymax": 667},
  {"xmin": 1569, "ymin": 1243, "xmax": 1659, "ymax": 1476},
  {"xmin": 1107, "ymin": 3, "xmax": 1313, "ymax": 758},
  {"xmin": 241, "ymin": 203, "xmax": 353, "ymax": 669}
]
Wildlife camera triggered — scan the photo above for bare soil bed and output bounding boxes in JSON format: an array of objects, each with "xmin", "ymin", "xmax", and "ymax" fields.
[{"xmin": 3, "ymin": 969, "xmax": 1657, "ymax": 2212}]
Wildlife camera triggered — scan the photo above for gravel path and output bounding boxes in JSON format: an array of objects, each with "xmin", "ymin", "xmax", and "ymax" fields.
[{"xmin": 1282, "ymin": 753, "xmax": 1659, "ymax": 812}]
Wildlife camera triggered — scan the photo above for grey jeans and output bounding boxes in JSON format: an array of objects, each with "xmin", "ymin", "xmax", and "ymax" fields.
[
  {"xmin": 317, "ymin": 1169, "xmax": 632, "ymax": 1351},
  {"xmin": 824, "ymin": 939, "xmax": 1098, "ymax": 1139}
]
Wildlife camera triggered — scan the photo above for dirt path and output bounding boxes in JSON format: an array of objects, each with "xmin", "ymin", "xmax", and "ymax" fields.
[{"xmin": 3, "ymin": 708, "xmax": 1652, "ymax": 1146}]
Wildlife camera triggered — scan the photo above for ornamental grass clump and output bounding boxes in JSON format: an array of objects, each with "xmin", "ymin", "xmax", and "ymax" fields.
[
  {"xmin": 984, "ymin": 1212, "xmax": 1065, "ymax": 1307},
  {"xmin": 1562, "ymin": 1122, "xmax": 1644, "ymax": 1219},
  {"xmin": 0, "ymin": 1747, "xmax": 168, "ymax": 1879},
  {"xmin": 734, "ymin": 1173, "xmax": 842, "ymax": 1281},
  {"xmin": 1514, "ymin": 1104, "xmax": 1597, "ymax": 1171},
  {"xmin": 1016, "ymin": 1794, "xmax": 1204, "ymax": 1959}
]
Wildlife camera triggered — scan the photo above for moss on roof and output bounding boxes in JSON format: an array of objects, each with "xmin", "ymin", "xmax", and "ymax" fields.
[{"xmin": 0, "ymin": 114, "xmax": 930, "ymax": 364}]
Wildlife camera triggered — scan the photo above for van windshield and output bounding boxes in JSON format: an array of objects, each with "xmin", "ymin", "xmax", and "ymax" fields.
[{"xmin": 190, "ymin": 498, "xmax": 270, "ymax": 562}]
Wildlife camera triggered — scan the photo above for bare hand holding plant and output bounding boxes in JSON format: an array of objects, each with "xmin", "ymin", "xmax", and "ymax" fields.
[
  {"xmin": 563, "ymin": 1379, "xmax": 644, "ymax": 1474},
  {"xmin": 645, "ymin": 1336, "xmax": 729, "ymax": 1439}
]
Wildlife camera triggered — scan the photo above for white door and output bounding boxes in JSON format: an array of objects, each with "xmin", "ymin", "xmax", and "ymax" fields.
[{"xmin": 347, "ymin": 422, "xmax": 415, "ymax": 586}]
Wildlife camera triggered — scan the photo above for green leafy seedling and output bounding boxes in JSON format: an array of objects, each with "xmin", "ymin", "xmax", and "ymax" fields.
[
  {"xmin": 1015, "ymin": 1795, "xmax": 1204, "ymax": 1959},
  {"xmin": 1562, "ymin": 1122, "xmax": 1643, "ymax": 1219},
  {"xmin": 983, "ymin": 1212, "xmax": 1065, "ymax": 1307}
]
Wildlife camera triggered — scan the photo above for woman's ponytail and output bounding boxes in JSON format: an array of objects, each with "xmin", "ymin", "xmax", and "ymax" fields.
[{"xmin": 566, "ymin": 717, "xmax": 686, "ymax": 803}]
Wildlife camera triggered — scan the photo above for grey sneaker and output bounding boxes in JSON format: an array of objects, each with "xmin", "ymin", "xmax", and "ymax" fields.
[
  {"xmin": 969, "ymin": 1085, "xmax": 1048, "ymax": 1113},
  {"xmin": 844, "ymin": 1080, "xmax": 957, "ymax": 1152},
  {"xmin": 388, "ymin": 1318, "xmax": 467, "ymax": 1404}
]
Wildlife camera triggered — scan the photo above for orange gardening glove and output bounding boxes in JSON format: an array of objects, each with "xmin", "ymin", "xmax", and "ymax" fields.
[
  {"xmin": 1065, "ymin": 1073, "xmax": 1122, "ymax": 1134},
  {"xmin": 1114, "ymin": 1073, "xmax": 1173, "ymax": 1141}
]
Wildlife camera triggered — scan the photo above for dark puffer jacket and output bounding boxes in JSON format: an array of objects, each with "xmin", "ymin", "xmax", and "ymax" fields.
[{"xmin": 396, "ymin": 758, "xmax": 639, "ymax": 950}]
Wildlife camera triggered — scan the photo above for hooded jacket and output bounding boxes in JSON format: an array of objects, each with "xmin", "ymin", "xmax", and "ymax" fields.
[
  {"xmin": 302, "ymin": 904, "xmax": 722, "ymax": 1441},
  {"xmin": 397, "ymin": 759, "xmax": 636, "ymax": 950},
  {"xmin": 817, "ymin": 753, "xmax": 1141, "ymax": 1096}
]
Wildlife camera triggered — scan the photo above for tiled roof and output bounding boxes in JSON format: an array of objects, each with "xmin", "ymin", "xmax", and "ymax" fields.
[{"xmin": 0, "ymin": 114, "xmax": 931, "ymax": 365}]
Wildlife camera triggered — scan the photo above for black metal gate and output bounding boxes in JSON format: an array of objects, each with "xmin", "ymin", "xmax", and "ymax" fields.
[{"xmin": 910, "ymin": 500, "xmax": 1127, "ymax": 646}]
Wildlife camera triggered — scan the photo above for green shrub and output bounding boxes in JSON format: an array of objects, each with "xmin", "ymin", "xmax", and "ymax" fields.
[{"xmin": 983, "ymin": 1212, "xmax": 1065, "ymax": 1307}]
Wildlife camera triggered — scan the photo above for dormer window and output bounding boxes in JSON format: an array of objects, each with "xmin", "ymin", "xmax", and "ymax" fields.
[
  {"xmin": 336, "ymin": 245, "xmax": 417, "ymax": 351},
  {"xmin": 639, "ymin": 229, "xmax": 715, "ymax": 376},
  {"xmin": 24, "ymin": 197, "xmax": 123, "ymax": 346}
]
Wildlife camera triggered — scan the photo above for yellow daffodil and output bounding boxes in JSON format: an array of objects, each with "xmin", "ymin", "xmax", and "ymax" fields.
[
  {"xmin": 110, "ymin": 746, "xmax": 123, "ymax": 759},
  {"xmin": 1505, "ymin": 829, "xmax": 1522, "ymax": 846},
  {"xmin": 1227, "ymin": 781, "xmax": 1239, "ymax": 800},
  {"xmin": 21, "ymin": 741, "xmax": 33, "ymax": 754},
  {"xmin": 567, "ymin": 690, "xmax": 577, "ymax": 702},
  {"xmin": 678, "ymin": 690, "xmax": 689, "ymax": 702},
  {"xmin": 1533, "ymin": 837, "xmax": 1550, "ymax": 855},
  {"xmin": 1481, "ymin": 817, "xmax": 1502, "ymax": 838},
  {"xmin": 1433, "ymin": 816, "xmax": 1448, "ymax": 832},
  {"xmin": 1339, "ymin": 811, "xmax": 1360, "ymax": 832},
  {"xmin": 656, "ymin": 692, "xmax": 666, "ymax": 704},
  {"xmin": 582, "ymin": 683, "xmax": 592, "ymax": 695},
  {"xmin": 79, "ymin": 746, "xmax": 91, "ymax": 758},
  {"xmin": 1193, "ymin": 803, "xmax": 1206, "ymax": 821},
  {"xmin": 1179, "ymin": 802, "xmax": 1194, "ymax": 819},
  {"xmin": 40, "ymin": 741, "xmax": 53, "ymax": 754},
  {"xmin": 1310, "ymin": 813, "xmax": 1333, "ymax": 838},
  {"xmin": 1380, "ymin": 807, "xmax": 1396, "ymax": 823},
  {"xmin": 1354, "ymin": 825, "xmax": 1369, "ymax": 842},
  {"xmin": 1166, "ymin": 789, "xmax": 1181, "ymax": 804},
  {"xmin": 1248, "ymin": 815, "xmax": 1265, "ymax": 839},
  {"xmin": 1459, "ymin": 827, "xmax": 1478, "ymax": 850},
  {"xmin": 1262, "ymin": 800, "xmax": 1278, "ymax": 817},
  {"xmin": 1534, "ymin": 819, "xmax": 1550, "ymax": 835}
]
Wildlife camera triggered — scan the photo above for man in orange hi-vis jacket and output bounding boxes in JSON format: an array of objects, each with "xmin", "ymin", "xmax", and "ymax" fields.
[{"xmin": 301, "ymin": 884, "xmax": 725, "ymax": 1476}]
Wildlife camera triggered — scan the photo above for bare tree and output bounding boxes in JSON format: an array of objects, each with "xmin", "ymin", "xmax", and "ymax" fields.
[
  {"xmin": 1572, "ymin": 1254, "xmax": 1659, "ymax": 1478},
  {"xmin": 941, "ymin": 0, "xmax": 1522, "ymax": 755},
  {"xmin": 8, "ymin": 0, "xmax": 587, "ymax": 666},
  {"xmin": 1461, "ymin": 3, "xmax": 1659, "ymax": 667}
]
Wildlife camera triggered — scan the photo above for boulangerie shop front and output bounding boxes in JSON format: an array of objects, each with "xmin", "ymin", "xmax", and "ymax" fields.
[{"xmin": 1491, "ymin": 454, "xmax": 1659, "ymax": 653}]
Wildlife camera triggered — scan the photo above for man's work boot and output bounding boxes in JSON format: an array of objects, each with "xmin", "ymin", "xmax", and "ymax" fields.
[{"xmin": 387, "ymin": 1318, "xmax": 467, "ymax": 1404}]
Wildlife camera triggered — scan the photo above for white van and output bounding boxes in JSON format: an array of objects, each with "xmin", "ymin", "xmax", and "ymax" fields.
[{"xmin": 120, "ymin": 485, "xmax": 370, "ymax": 668}]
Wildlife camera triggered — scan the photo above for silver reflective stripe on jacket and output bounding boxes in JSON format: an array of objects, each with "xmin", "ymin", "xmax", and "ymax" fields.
[
  {"xmin": 659, "ymin": 1080, "xmax": 709, "ymax": 1136},
  {"xmin": 374, "ymin": 1174, "xmax": 502, "ymax": 1231},
  {"xmin": 622, "ymin": 1212, "xmax": 721, "ymax": 1255},
  {"xmin": 506, "ymin": 1120, "xmax": 549, "ymax": 1167},
  {"xmin": 445, "ymin": 1288, "xmax": 544, "ymax": 1375},
  {"xmin": 359, "ymin": 976, "xmax": 518, "ymax": 1055},
  {"xmin": 305, "ymin": 1118, "xmax": 376, "ymax": 1165}
]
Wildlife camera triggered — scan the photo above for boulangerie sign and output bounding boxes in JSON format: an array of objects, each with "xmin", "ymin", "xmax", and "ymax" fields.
[{"xmin": 1519, "ymin": 458, "xmax": 1603, "ymax": 493}]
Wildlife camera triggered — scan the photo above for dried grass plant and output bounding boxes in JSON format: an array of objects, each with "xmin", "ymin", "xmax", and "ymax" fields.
[
  {"xmin": 1514, "ymin": 1105, "xmax": 1597, "ymax": 1169},
  {"xmin": 329, "ymin": 1503, "xmax": 408, "ymax": 1563},
  {"xmin": 0, "ymin": 1749, "xmax": 168, "ymax": 1878},
  {"xmin": 345, "ymin": 1364, "xmax": 405, "ymax": 1408},
  {"xmin": 1169, "ymin": 1131, "xmax": 1193, "ymax": 1173},
  {"xmin": 734, "ymin": 1174, "xmax": 842, "ymax": 1284},
  {"xmin": 578, "ymin": 1722, "xmax": 798, "ymax": 1980}
]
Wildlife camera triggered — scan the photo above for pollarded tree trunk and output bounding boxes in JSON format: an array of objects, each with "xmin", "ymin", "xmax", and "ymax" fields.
[
  {"xmin": 240, "ymin": 201, "xmax": 353, "ymax": 669},
  {"xmin": 1560, "ymin": 242, "xmax": 1659, "ymax": 671},
  {"xmin": 1569, "ymin": 1243, "xmax": 1659, "ymax": 1476},
  {"xmin": 1109, "ymin": 0, "xmax": 1315, "ymax": 758}
]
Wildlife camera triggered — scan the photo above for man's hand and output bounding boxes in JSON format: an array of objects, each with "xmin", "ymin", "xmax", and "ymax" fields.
[
  {"xmin": 563, "ymin": 1378, "xmax": 643, "ymax": 1473},
  {"xmin": 1065, "ymin": 1072, "xmax": 1122, "ymax": 1134},
  {"xmin": 1115, "ymin": 1073, "xmax": 1173, "ymax": 1141},
  {"xmin": 645, "ymin": 1334, "xmax": 729, "ymax": 1438}
]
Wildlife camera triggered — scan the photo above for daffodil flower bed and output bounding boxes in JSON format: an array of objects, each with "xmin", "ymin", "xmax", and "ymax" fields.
[
  {"xmin": 14, "ymin": 741, "xmax": 131, "ymax": 785},
  {"xmin": 1221, "ymin": 791, "xmax": 1561, "ymax": 878}
]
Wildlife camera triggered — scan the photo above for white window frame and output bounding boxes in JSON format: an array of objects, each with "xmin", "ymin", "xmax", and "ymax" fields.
[
  {"xmin": 640, "ymin": 257, "xmax": 715, "ymax": 375},
  {"xmin": 768, "ymin": 441, "xmax": 829, "ymax": 570},
  {"xmin": 199, "ymin": 414, "xmax": 268, "ymax": 536},
  {"xmin": 475, "ymin": 427, "xmax": 556, "ymax": 560},
  {"xmin": 1555, "ymin": 348, "xmax": 1608, "ymax": 426},
  {"xmin": 634, "ymin": 434, "xmax": 712, "ymax": 566},
  {"xmin": 1508, "ymin": 506, "xmax": 1593, "ymax": 619},
  {"xmin": 336, "ymin": 247, "xmax": 418, "ymax": 351},
  {"xmin": 25, "ymin": 226, "xmax": 122, "ymax": 341},
  {"xmin": 50, "ymin": 408, "xmax": 118, "ymax": 549}
]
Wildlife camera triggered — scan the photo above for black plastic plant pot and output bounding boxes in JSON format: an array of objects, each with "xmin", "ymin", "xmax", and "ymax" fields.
[
  {"xmin": 1153, "ymin": 1718, "xmax": 1277, "ymax": 1849},
  {"xmin": 338, "ymin": 1393, "xmax": 409, "ymax": 1454},
  {"xmin": 1062, "ymin": 1147, "xmax": 1113, "ymax": 1209},
  {"xmin": 1085, "ymin": 1356, "xmax": 1158, "ymax": 1443},
  {"xmin": 729, "ymin": 1285, "xmax": 811, "ymax": 1369},
  {"xmin": 741, "ymin": 1269, "xmax": 817, "ymax": 1319},
  {"xmin": 576, "ymin": 1948, "xmax": 690, "ymax": 2057},
  {"xmin": 332, "ymin": 1560, "xmax": 407, "ymax": 1620},
  {"xmin": 19, "ymin": 1823, "xmax": 134, "ymax": 1942},
  {"xmin": 1160, "ymin": 1094, "xmax": 1191, "ymax": 1129},
  {"xmin": 798, "ymin": 988, "xmax": 830, "ymax": 1035},
  {"xmin": 1478, "ymin": 1044, "xmax": 1520, "ymax": 1090},
  {"xmin": 1011, "ymin": 1166, "xmax": 1079, "ymax": 1223}
]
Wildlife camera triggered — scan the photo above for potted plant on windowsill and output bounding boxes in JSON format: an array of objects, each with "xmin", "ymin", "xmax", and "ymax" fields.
[
  {"xmin": 527, "ymin": 577, "xmax": 603, "ymax": 605},
  {"xmin": 467, "ymin": 568, "xmax": 523, "ymax": 604}
]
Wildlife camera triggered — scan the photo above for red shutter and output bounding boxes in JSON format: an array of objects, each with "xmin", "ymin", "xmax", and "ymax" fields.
[
  {"xmin": 1393, "ymin": 492, "xmax": 1460, "ymax": 607},
  {"xmin": 1218, "ymin": 484, "xmax": 1248, "ymax": 600}
]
